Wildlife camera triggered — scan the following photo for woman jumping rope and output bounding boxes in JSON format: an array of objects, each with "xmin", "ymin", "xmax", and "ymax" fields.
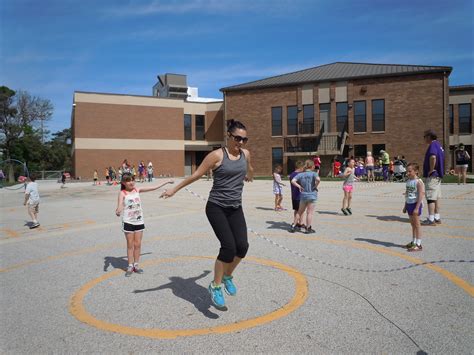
[
  {"xmin": 116, "ymin": 173, "xmax": 174, "ymax": 277},
  {"xmin": 161, "ymin": 119, "xmax": 254, "ymax": 309}
]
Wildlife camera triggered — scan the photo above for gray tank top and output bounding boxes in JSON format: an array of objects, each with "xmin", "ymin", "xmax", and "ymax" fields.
[
  {"xmin": 208, "ymin": 148, "xmax": 247, "ymax": 208},
  {"xmin": 343, "ymin": 169, "xmax": 355, "ymax": 186}
]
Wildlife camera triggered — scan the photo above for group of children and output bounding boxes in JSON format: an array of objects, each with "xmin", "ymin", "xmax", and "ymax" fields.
[
  {"xmin": 97, "ymin": 160, "xmax": 155, "ymax": 186},
  {"xmin": 272, "ymin": 158, "xmax": 425, "ymax": 251},
  {"xmin": 22, "ymin": 156, "xmax": 426, "ymax": 286}
]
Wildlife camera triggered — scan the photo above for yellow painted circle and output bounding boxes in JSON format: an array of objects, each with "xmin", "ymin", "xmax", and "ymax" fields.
[{"xmin": 69, "ymin": 256, "xmax": 308, "ymax": 339}]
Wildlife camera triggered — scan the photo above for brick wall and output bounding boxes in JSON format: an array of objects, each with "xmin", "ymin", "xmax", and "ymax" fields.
[
  {"xmin": 74, "ymin": 103, "xmax": 184, "ymax": 140},
  {"xmin": 225, "ymin": 73, "xmax": 449, "ymax": 176},
  {"xmin": 73, "ymin": 100, "xmax": 224, "ymax": 178}
]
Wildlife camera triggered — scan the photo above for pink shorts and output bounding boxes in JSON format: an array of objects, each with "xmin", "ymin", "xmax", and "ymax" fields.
[{"xmin": 343, "ymin": 185, "xmax": 353, "ymax": 192}]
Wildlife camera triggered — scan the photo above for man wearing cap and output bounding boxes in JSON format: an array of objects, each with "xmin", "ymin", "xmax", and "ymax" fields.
[
  {"xmin": 380, "ymin": 150, "xmax": 390, "ymax": 181},
  {"xmin": 422, "ymin": 130, "xmax": 444, "ymax": 226}
]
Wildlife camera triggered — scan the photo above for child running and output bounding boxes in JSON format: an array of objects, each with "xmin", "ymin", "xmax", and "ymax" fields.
[
  {"xmin": 341, "ymin": 158, "xmax": 359, "ymax": 215},
  {"xmin": 403, "ymin": 163, "xmax": 425, "ymax": 252},
  {"xmin": 289, "ymin": 161, "xmax": 305, "ymax": 231},
  {"xmin": 272, "ymin": 165, "xmax": 286, "ymax": 211},
  {"xmin": 115, "ymin": 173, "xmax": 174, "ymax": 277},
  {"xmin": 290, "ymin": 160, "xmax": 320, "ymax": 233},
  {"xmin": 24, "ymin": 174, "xmax": 40, "ymax": 229}
]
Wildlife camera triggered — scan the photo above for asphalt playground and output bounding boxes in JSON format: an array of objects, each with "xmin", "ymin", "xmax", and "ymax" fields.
[{"xmin": 0, "ymin": 178, "xmax": 473, "ymax": 354}]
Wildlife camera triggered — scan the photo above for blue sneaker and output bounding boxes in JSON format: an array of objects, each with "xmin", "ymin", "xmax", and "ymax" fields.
[
  {"xmin": 208, "ymin": 283, "xmax": 225, "ymax": 308},
  {"xmin": 223, "ymin": 275, "xmax": 237, "ymax": 296}
]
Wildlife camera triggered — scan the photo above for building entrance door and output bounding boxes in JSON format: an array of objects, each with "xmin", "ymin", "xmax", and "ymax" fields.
[
  {"xmin": 320, "ymin": 104, "xmax": 330, "ymax": 133},
  {"xmin": 184, "ymin": 152, "xmax": 192, "ymax": 176}
]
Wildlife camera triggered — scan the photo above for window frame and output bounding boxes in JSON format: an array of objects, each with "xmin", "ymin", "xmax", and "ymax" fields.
[
  {"xmin": 287, "ymin": 105, "xmax": 298, "ymax": 136},
  {"xmin": 354, "ymin": 144, "xmax": 367, "ymax": 158},
  {"xmin": 336, "ymin": 102, "xmax": 348, "ymax": 132},
  {"xmin": 302, "ymin": 104, "xmax": 314, "ymax": 134},
  {"xmin": 195, "ymin": 114, "xmax": 205, "ymax": 140},
  {"xmin": 184, "ymin": 114, "xmax": 192, "ymax": 140},
  {"xmin": 272, "ymin": 147, "xmax": 283, "ymax": 170},
  {"xmin": 449, "ymin": 104, "xmax": 454, "ymax": 135},
  {"xmin": 459, "ymin": 103, "xmax": 472, "ymax": 134},
  {"xmin": 372, "ymin": 99, "xmax": 385, "ymax": 132},
  {"xmin": 353, "ymin": 100, "xmax": 366, "ymax": 133},
  {"xmin": 372, "ymin": 144, "xmax": 386, "ymax": 157},
  {"xmin": 271, "ymin": 106, "xmax": 283, "ymax": 136}
]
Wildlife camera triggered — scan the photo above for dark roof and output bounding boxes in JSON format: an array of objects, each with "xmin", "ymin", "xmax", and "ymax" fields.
[
  {"xmin": 449, "ymin": 84, "xmax": 474, "ymax": 92},
  {"xmin": 220, "ymin": 62, "xmax": 452, "ymax": 92}
]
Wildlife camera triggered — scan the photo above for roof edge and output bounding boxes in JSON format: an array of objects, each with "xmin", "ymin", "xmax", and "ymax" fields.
[{"xmin": 220, "ymin": 67, "xmax": 452, "ymax": 92}]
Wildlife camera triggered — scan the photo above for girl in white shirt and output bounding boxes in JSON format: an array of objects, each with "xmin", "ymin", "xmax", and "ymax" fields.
[{"xmin": 115, "ymin": 173, "xmax": 173, "ymax": 277}]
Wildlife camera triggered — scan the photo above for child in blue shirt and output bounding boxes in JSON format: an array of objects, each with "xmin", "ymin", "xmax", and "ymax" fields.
[
  {"xmin": 289, "ymin": 161, "xmax": 305, "ymax": 231},
  {"xmin": 290, "ymin": 160, "xmax": 320, "ymax": 234}
]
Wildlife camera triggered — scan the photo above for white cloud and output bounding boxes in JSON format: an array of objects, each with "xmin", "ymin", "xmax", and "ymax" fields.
[
  {"xmin": 4, "ymin": 51, "xmax": 65, "ymax": 64},
  {"xmin": 185, "ymin": 61, "xmax": 322, "ymax": 89},
  {"xmin": 102, "ymin": 0, "xmax": 306, "ymax": 17}
]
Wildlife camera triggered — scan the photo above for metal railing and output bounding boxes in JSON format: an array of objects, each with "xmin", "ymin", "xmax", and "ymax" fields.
[
  {"xmin": 299, "ymin": 122, "xmax": 314, "ymax": 134},
  {"xmin": 30, "ymin": 170, "xmax": 64, "ymax": 180},
  {"xmin": 283, "ymin": 120, "xmax": 348, "ymax": 154}
]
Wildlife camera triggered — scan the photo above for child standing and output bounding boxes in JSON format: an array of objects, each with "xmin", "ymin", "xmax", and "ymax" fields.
[
  {"xmin": 403, "ymin": 163, "xmax": 425, "ymax": 252},
  {"xmin": 105, "ymin": 167, "xmax": 110, "ymax": 185},
  {"xmin": 289, "ymin": 161, "xmax": 305, "ymax": 231},
  {"xmin": 273, "ymin": 165, "xmax": 285, "ymax": 211},
  {"xmin": 93, "ymin": 170, "xmax": 98, "ymax": 185},
  {"xmin": 290, "ymin": 160, "xmax": 320, "ymax": 233},
  {"xmin": 24, "ymin": 175, "xmax": 40, "ymax": 229},
  {"xmin": 115, "ymin": 173, "xmax": 174, "ymax": 277},
  {"xmin": 332, "ymin": 158, "xmax": 341, "ymax": 177},
  {"xmin": 341, "ymin": 158, "xmax": 359, "ymax": 215}
]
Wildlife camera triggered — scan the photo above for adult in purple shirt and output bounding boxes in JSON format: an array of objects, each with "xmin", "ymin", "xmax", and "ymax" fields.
[{"xmin": 422, "ymin": 129, "xmax": 444, "ymax": 226}]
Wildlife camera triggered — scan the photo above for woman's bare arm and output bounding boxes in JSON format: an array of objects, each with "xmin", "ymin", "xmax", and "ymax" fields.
[{"xmin": 160, "ymin": 150, "xmax": 222, "ymax": 198}]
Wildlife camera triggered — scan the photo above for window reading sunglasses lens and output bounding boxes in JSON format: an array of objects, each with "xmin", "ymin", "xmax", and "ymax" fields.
[{"xmin": 230, "ymin": 134, "xmax": 248, "ymax": 143}]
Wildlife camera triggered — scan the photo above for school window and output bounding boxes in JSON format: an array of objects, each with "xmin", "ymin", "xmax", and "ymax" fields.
[
  {"xmin": 302, "ymin": 104, "xmax": 314, "ymax": 134},
  {"xmin": 354, "ymin": 145, "xmax": 367, "ymax": 158},
  {"xmin": 372, "ymin": 99, "xmax": 385, "ymax": 132},
  {"xmin": 272, "ymin": 107, "xmax": 282, "ymax": 136},
  {"xmin": 319, "ymin": 103, "xmax": 331, "ymax": 131},
  {"xmin": 372, "ymin": 144, "xmax": 385, "ymax": 156},
  {"xmin": 353, "ymin": 101, "xmax": 366, "ymax": 132},
  {"xmin": 195, "ymin": 115, "xmax": 205, "ymax": 140},
  {"xmin": 287, "ymin": 106, "xmax": 298, "ymax": 135},
  {"xmin": 272, "ymin": 147, "xmax": 283, "ymax": 169},
  {"xmin": 449, "ymin": 104, "xmax": 454, "ymax": 134},
  {"xmin": 184, "ymin": 114, "xmax": 192, "ymax": 140},
  {"xmin": 459, "ymin": 103, "xmax": 472, "ymax": 134},
  {"xmin": 336, "ymin": 102, "xmax": 348, "ymax": 132}
]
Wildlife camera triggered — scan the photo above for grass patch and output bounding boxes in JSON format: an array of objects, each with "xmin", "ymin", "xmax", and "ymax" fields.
[{"xmin": 441, "ymin": 175, "xmax": 474, "ymax": 184}]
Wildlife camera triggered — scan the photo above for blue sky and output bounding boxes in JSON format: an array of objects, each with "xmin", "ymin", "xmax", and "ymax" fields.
[{"xmin": 1, "ymin": 0, "xmax": 473, "ymax": 134}]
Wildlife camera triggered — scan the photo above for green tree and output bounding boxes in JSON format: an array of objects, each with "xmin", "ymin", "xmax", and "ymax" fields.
[
  {"xmin": 10, "ymin": 125, "xmax": 46, "ymax": 172},
  {"xmin": 44, "ymin": 128, "xmax": 72, "ymax": 171},
  {"xmin": 0, "ymin": 86, "xmax": 54, "ymax": 181}
]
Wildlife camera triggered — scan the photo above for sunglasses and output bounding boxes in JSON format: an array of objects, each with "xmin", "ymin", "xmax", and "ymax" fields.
[{"xmin": 229, "ymin": 133, "xmax": 248, "ymax": 143}]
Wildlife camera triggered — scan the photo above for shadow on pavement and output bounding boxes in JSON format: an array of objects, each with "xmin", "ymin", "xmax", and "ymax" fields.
[
  {"xmin": 354, "ymin": 238, "xmax": 406, "ymax": 249},
  {"xmin": 317, "ymin": 210, "xmax": 340, "ymax": 215},
  {"xmin": 133, "ymin": 270, "xmax": 222, "ymax": 318},
  {"xmin": 103, "ymin": 252, "xmax": 152, "ymax": 271},
  {"xmin": 366, "ymin": 214, "xmax": 409, "ymax": 223},
  {"xmin": 266, "ymin": 220, "xmax": 291, "ymax": 230},
  {"xmin": 256, "ymin": 207, "xmax": 276, "ymax": 211}
]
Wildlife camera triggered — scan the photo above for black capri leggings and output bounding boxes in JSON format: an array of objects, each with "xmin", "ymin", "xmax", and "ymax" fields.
[{"xmin": 205, "ymin": 201, "xmax": 249, "ymax": 263}]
